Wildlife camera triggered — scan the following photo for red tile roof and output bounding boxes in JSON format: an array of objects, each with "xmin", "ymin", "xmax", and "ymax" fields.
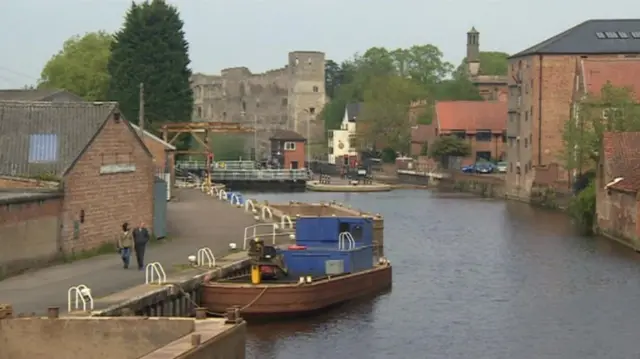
[
  {"xmin": 581, "ymin": 58, "xmax": 640, "ymax": 100},
  {"xmin": 434, "ymin": 101, "xmax": 507, "ymax": 133},
  {"xmin": 602, "ymin": 132, "xmax": 640, "ymax": 192}
]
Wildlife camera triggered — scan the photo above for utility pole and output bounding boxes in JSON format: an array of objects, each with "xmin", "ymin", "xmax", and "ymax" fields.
[{"xmin": 138, "ymin": 82, "xmax": 145, "ymax": 140}]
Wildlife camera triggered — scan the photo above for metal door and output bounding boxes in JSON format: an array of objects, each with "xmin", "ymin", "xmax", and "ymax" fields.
[{"xmin": 153, "ymin": 177, "xmax": 168, "ymax": 238}]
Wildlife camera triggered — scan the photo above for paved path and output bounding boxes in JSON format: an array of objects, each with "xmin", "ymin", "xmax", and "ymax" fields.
[{"xmin": 0, "ymin": 188, "xmax": 262, "ymax": 314}]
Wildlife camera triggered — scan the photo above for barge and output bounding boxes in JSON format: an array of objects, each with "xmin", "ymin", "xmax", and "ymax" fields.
[{"xmin": 201, "ymin": 213, "xmax": 392, "ymax": 318}]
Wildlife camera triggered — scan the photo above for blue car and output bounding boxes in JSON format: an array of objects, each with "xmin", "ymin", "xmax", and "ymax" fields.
[{"xmin": 461, "ymin": 162, "xmax": 495, "ymax": 174}]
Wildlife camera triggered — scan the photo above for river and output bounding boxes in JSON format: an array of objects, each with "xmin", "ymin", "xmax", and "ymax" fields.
[{"xmin": 243, "ymin": 189, "xmax": 640, "ymax": 359}]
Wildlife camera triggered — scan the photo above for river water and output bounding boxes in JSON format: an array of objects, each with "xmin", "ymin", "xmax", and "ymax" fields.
[{"xmin": 244, "ymin": 189, "xmax": 640, "ymax": 359}]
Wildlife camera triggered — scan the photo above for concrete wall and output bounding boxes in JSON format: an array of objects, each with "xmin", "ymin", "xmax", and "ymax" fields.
[
  {"xmin": 0, "ymin": 195, "xmax": 63, "ymax": 278},
  {"xmin": 0, "ymin": 317, "xmax": 195, "ymax": 359}
]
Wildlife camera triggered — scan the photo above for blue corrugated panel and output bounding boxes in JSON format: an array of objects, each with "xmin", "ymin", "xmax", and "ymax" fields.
[
  {"xmin": 295, "ymin": 217, "xmax": 374, "ymax": 248},
  {"xmin": 28, "ymin": 133, "xmax": 58, "ymax": 163},
  {"xmin": 282, "ymin": 246, "xmax": 374, "ymax": 277}
]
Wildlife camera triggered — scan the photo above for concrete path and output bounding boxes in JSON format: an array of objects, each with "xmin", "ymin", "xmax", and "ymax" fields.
[{"xmin": 0, "ymin": 188, "xmax": 263, "ymax": 314}]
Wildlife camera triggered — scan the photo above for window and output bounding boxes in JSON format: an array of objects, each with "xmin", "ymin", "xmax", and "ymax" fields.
[
  {"xmin": 309, "ymin": 107, "xmax": 315, "ymax": 115},
  {"xmin": 475, "ymin": 130, "xmax": 492, "ymax": 142},
  {"xmin": 197, "ymin": 106, "xmax": 202, "ymax": 118},
  {"xmin": 241, "ymin": 101, "xmax": 246, "ymax": 111},
  {"xmin": 509, "ymin": 137, "xmax": 514, "ymax": 147},
  {"xmin": 284, "ymin": 142, "xmax": 296, "ymax": 151},
  {"xmin": 632, "ymin": 31, "xmax": 640, "ymax": 39},
  {"xmin": 313, "ymin": 86, "xmax": 319, "ymax": 92},
  {"xmin": 281, "ymin": 98, "xmax": 288, "ymax": 107},
  {"xmin": 502, "ymin": 131, "xmax": 507, "ymax": 143},
  {"xmin": 529, "ymin": 134, "xmax": 532, "ymax": 144},
  {"xmin": 28, "ymin": 134, "xmax": 58, "ymax": 163},
  {"xmin": 596, "ymin": 32, "xmax": 606, "ymax": 39},
  {"xmin": 524, "ymin": 138, "xmax": 528, "ymax": 148},
  {"xmin": 524, "ymin": 111, "xmax": 529, "ymax": 121},
  {"xmin": 619, "ymin": 31, "xmax": 629, "ymax": 38},
  {"xmin": 510, "ymin": 162, "xmax": 513, "ymax": 173},
  {"xmin": 530, "ymin": 106, "xmax": 533, "ymax": 118},
  {"xmin": 605, "ymin": 31, "xmax": 619, "ymax": 39}
]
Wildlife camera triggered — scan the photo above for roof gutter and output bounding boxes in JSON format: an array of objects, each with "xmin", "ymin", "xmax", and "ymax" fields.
[{"xmin": 538, "ymin": 54, "xmax": 543, "ymax": 165}]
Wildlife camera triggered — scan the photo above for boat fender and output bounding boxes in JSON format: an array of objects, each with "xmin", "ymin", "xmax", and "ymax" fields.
[{"xmin": 288, "ymin": 245, "xmax": 307, "ymax": 250}]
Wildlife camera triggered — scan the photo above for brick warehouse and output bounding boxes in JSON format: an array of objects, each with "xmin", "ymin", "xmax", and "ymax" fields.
[
  {"xmin": 505, "ymin": 19, "xmax": 640, "ymax": 200},
  {"xmin": 0, "ymin": 101, "xmax": 154, "ymax": 267}
]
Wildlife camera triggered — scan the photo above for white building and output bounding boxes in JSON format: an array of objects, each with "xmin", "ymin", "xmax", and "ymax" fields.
[{"xmin": 327, "ymin": 103, "xmax": 361, "ymax": 164}]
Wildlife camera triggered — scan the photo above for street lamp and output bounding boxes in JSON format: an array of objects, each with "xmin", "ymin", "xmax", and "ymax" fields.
[{"xmin": 302, "ymin": 108, "xmax": 314, "ymax": 166}]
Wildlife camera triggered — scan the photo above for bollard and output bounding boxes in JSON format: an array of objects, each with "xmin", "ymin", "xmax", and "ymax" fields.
[
  {"xmin": 191, "ymin": 334, "xmax": 202, "ymax": 347},
  {"xmin": 47, "ymin": 307, "xmax": 59, "ymax": 319},
  {"xmin": 195, "ymin": 307, "xmax": 207, "ymax": 319},
  {"xmin": 224, "ymin": 306, "xmax": 242, "ymax": 324}
]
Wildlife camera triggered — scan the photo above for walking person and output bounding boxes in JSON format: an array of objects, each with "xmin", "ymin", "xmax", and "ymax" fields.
[
  {"xmin": 117, "ymin": 222, "xmax": 133, "ymax": 269},
  {"xmin": 132, "ymin": 222, "xmax": 150, "ymax": 270}
]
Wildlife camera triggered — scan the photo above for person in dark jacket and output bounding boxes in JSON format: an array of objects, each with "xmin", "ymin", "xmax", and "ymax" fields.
[
  {"xmin": 117, "ymin": 222, "xmax": 133, "ymax": 269},
  {"xmin": 132, "ymin": 222, "xmax": 150, "ymax": 270}
]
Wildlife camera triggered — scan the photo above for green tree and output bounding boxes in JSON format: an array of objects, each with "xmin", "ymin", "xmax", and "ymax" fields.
[
  {"xmin": 453, "ymin": 51, "xmax": 510, "ymax": 78},
  {"xmin": 419, "ymin": 142, "xmax": 429, "ymax": 156},
  {"xmin": 108, "ymin": 0, "xmax": 193, "ymax": 128},
  {"xmin": 325, "ymin": 59, "xmax": 342, "ymax": 98},
  {"xmin": 39, "ymin": 31, "xmax": 113, "ymax": 100},
  {"xmin": 429, "ymin": 135, "xmax": 471, "ymax": 159},
  {"xmin": 562, "ymin": 83, "xmax": 640, "ymax": 174},
  {"xmin": 359, "ymin": 75, "xmax": 425, "ymax": 153}
]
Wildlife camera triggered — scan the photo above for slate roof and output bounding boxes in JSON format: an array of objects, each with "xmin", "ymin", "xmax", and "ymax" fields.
[
  {"xmin": 0, "ymin": 101, "xmax": 118, "ymax": 177},
  {"xmin": 511, "ymin": 19, "xmax": 640, "ymax": 59},
  {"xmin": 602, "ymin": 132, "xmax": 640, "ymax": 192},
  {"xmin": 434, "ymin": 101, "xmax": 507, "ymax": 133},
  {"xmin": 269, "ymin": 129, "xmax": 306, "ymax": 141},
  {"xmin": 581, "ymin": 58, "xmax": 640, "ymax": 99},
  {"xmin": 0, "ymin": 89, "xmax": 84, "ymax": 101},
  {"xmin": 346, "ymin": 102, "xmax": 363, "ymax": 122}
]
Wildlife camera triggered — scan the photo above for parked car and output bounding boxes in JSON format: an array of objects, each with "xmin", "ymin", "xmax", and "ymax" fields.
[
  {"xmin": 496, "ymin": 161, "xmax": 507, "ymax": 173},
  {"xmin": 462, "ymin": 162, "xmax": 495, "ymax": 174}
]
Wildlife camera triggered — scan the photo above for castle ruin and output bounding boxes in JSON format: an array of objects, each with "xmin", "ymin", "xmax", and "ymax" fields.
[{"xmin": 191, "ymin": 51, "xmax": 326, "ymax": 157}]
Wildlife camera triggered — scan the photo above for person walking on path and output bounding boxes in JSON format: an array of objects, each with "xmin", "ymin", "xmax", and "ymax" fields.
[
  {"xmin": 132, "ymin": 222, "xmax": 150, "ymax": 270},
  {"xmin": 117, "ymin": 222, "xmax": 133, "ymax": 269}
]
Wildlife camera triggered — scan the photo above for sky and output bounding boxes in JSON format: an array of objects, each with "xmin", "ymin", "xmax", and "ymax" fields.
[{"xmin": 0, "ymin": 0, "xmax": 638, "ymax": 89}]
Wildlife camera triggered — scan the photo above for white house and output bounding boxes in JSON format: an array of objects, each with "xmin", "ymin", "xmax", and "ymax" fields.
[{"xmin": 328, "ymin": 102, "xmax": 361, "ymax": 164}]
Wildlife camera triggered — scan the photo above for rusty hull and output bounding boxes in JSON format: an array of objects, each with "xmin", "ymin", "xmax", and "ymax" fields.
[{"xmin": 201, "ymin": 264, "xmax": 392, "ymax": 317}]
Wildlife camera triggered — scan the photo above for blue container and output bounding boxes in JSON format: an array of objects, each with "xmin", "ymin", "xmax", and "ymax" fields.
[
  {"xmin": 282, "ymin": 246, "xmax": 374, "ymax": 277},
  {"xmin": 295, "ymin": 217, "xmax": 373, "ymax": 247}
]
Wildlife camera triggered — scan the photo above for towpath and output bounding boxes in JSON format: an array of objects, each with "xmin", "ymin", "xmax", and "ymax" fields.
[{"xmin": 0, "ymin": 188, "xmax": 271, "ymax": 314}]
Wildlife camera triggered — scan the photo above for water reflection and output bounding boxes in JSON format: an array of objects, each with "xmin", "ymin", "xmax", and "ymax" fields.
[{"xmin": 243, "ymin": 189, "xmax": 640, "ymax": 359}]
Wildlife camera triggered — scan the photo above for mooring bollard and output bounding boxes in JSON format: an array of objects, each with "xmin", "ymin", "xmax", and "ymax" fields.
[
  {"xmin": 191, "ymin": 334, "xmax": 202, "ymax": 347},
  {"xmin": 224, "ymin": 306, "xmax": 242, "ymax": 324},
  {"xmin": 195, "ymin": 307, "xmax": 207, "ymax": 319},
  {"xmin": 47, "ymin": 307, "xmax": 60, "ymax": 319}
]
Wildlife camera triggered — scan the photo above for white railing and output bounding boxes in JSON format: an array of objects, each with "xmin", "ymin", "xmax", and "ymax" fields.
[
  {"xmin": 145, "ymin": 262, "xmax": 167, "ymax": 285},
  {"xmin": 229, "ymin": 192, "xmax": 242, "ymax": 206},
  {"xmin": 196, "ymin": 247, "xmax": 216, "ymax": 267},
  {"xmin": 261, "ymin": 206, "xmax": 273, "ymax": 221},
  {"xmin": 281, "ymin": 215, "xmax": 293, "ymax": 229},
  {"xmin": 338, "ymin": 232, "xmax": 355, "ymax": 250},
  {"xmin": 245, "ymin": 199, "xmax": 256, "ymax": 213},
  {"xmin": 67, "ymin": 284, "xmax": 94, "ymax": 313},
  {"xmin": 218, "ymin": 189, "xmax": 228, "ymax": 201},
  {"xmin": 243, "ymin": 223, "xmax": 278, "ymax": 249}
]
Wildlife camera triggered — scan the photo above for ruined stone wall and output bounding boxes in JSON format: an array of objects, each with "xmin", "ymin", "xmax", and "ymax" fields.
[{"xmin": 192, "ymin": 51, "xmax": 326, "ymax": 157}]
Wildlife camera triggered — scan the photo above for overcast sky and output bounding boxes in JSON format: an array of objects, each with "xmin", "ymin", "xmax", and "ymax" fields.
[{"xmin": 0, "ymin": 0, "xmax": 637, "ymax": 88}]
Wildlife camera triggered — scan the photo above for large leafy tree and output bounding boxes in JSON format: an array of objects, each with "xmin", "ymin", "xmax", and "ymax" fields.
[
  {"xmin": 108, "ymin": 0, "xmax": 193, "ymax": 128},
  {"xmin": 429, "ymin": 135, "xmax": 471, "ymax": 159},
  {"xmin": 39, "ymin": 31, "xmax": 113, "ymax": 100},
  {"xmin": 453, "ymin": 51, "xmax": 510, "ymax": 78}
]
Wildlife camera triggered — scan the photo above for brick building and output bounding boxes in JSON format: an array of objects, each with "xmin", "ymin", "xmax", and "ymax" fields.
[
  {"xmin": 130, "ymin": 123, "xmax": 176, "ymax": 189},
  {"xmin": 0, "ymin": 101, "xmax": 154, "ymax": 254},
  {"xmin": 596, "ymin": 132, "xmax": 640, "ymax": 249},
  {"xmin": 269, "ymin": 130, "xmax": 306, "ymax": 169},
  {"xmin": 412, "ymin": 101, "xmax": 507, "ymax": 165},
  {"xmin": 466, "ymin": 27, "xmax": 508, "ymax": 101},
  {"xmin": 505, "ymin": 19, "xmax": 640, "ymax": 200}
]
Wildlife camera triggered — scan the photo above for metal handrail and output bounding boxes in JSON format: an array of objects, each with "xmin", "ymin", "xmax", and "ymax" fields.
[
  {"xmin": 145, "ymin": 262, "xmax": 167, "ymax": 285},
  {"xmin": 338, "ymin": 232, "xmax": 355, "ymax": 250},
  {"xmin": 261, "ymin": 206, "xmax": 273, "ymax": 220},
  {"xmin": 281, "ymin": 215, "xmax": 293, "ymax": 229},
  {"xmin": 243, "ymin": 223, "xmax": 278, "ymax": 249},
  {"xmin": 67, "ymin": 284, "xmax": 93, "ymax": 312},
  {"xmin": 196, "ymin": 247, "xmax": 216, "ymax": 267}
]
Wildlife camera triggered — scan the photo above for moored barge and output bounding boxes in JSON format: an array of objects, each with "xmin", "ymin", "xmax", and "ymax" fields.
[{"xmin": 201, "ymin": 211, "xmax": 392, "ymax": 318}]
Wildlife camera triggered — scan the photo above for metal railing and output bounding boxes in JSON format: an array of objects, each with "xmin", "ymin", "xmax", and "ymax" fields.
[
  {"xmin": 67, "ymin": 284, "xmax": 94, "ymax": 313},
  {"xmin": 196, "ymin": 247, "xmax": 216, "ymax": 268},
  {"xmin": 176, "ymin": 160, "xmax": 258, "ymax": 170},
  {"xmin": 145, "ymin": 262, "xmax": 167, "ymax": 285},
  {"xmin": 211, "ymin": 169, "xmax": 310, "ymax": 181},
  {"xmin": 338, "ymin": 232, "xmax": 356, "ymax": 250}
]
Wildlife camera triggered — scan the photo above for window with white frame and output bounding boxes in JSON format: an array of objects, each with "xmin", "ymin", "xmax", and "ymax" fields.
[
  {"xmin": 602, "ymin": 107, "xmax": 624, "ymax": 120},
  {"xmin": 284, "ymin": 142, "xmax": 296, "ymax": 150}
]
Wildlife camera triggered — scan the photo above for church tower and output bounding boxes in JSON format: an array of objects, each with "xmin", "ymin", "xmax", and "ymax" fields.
[{"xmin": 466, "ymin": 27, "xmax": 480, "ymax": 76}]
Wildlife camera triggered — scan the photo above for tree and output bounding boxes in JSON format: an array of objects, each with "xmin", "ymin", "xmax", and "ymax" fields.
[
  {"xmin": 429, "ymin": 135, "xmax": 471, "ymax": 159},
  {"xmin": 359, "ymin": 75, "xmax": 425, "ymax": 153},
  {"xmin": 108, "ymin": 0, "xmax": 193, "ymax": 128},
  {"xmin": 562, "ymin": 83, "xmax": 640, "ymax": 175},
  {"xmin": 39, "ymin": 31, "xmax": 113, "ymax": 100},
  {"xmin": 453, "ymin": 51, "xmax": 510, "ymax": 78},
  {"xmin": 324, "ymin": 60, "xmax": 342, "ymax": 98}
]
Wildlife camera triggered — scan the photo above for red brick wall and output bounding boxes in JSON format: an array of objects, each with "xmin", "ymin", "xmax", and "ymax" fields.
[
  {"xmin": 282, "ymin": 141, "xmax": 306, "ymax": 169},
  {"xmin": 141, "ymin": 134, "xmax": 175, "ymax": 186},
  {"xmin": 61, "ymin": 115, "xmax": 154, "ymax": 252},
  {"xmin": 0, "ymin": 195, "xmax": 63, "ymax": 276}
]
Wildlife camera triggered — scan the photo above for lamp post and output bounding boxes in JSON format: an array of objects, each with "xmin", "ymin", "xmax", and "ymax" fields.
[{"xmin": 302, "ymin": 108, "xmax": 314, "ymax": 166}]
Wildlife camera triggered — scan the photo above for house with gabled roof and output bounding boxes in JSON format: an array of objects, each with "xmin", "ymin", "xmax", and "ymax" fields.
[
  {"xmin": 0, "ymin": 89, "xmax": 85, "ymax": 102},
  {"xmin": 328, "ymin": 102, "xmax": 361, "ymax": 165},
  {"xmin": 505, "ymin": 19, "xmax": 640, "ymax": 200},
  {"xmin": 0, "ymin": 101, "xmax": 155, "ymax": 254},
  {"xmin": 596, "ymin": 132, "xmax": 640, "ymax": 249}
]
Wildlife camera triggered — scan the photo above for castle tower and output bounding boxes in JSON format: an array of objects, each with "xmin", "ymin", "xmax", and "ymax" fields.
[
  {"xmin": 287, "ymin": 51, "xmax": 326, "ymax": 136},
  {"xmin": 466, "ymin": 27, "xmax": 480, "ymax": 77}
]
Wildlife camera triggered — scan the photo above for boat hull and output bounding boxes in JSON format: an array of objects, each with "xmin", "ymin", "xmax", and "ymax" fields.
[{"xmin": 201, "ymin": 264, "xmax": 392, "ymax": 317}]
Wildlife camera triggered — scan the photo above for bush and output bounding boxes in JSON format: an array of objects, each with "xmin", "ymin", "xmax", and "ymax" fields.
[
  {"xmin": 567, "ymin": 180, "xmax": 596, "ymax": 234},
  {"xmin": 381, "ymin": 147, "xmax": 397, "ymax": 163}
]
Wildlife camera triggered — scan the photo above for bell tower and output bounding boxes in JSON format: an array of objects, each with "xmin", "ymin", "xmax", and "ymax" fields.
[{"xmin": 467, "ymin": 27, "xmax": 480, "ymax": 76}]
